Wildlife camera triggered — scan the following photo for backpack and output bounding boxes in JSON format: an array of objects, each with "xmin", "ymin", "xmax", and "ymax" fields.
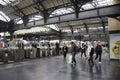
[
  {"xmin": 95, "ymin": 45, "xmax": 102, "ymax": 52},
  {"xmin": 73, "ymin": 45, "xmax": 79, "ymax": 52}
]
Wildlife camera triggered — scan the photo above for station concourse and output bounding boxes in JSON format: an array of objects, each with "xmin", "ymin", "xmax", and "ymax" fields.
[{"xmin": 0, "ymin": 0, "xmax": 120, "ymax": 80}]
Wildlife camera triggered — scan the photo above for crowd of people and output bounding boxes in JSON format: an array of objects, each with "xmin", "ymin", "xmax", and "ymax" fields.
[
  {"xmin": 46, "ymin": 41, "xmax": 107, "ymax": 65},
  {"xmin": 5, "ymin": 38, "xmax": 107, "ymax": 65},
  {"xmin": 72, "ymin": 41, "xmax": 104, "ymax": 65},
  {"xmin": 70, "ymin": 41, "xmax": 104, "ymax": 65}
]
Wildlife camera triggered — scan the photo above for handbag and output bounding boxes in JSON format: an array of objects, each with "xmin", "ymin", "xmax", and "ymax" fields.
[{"xmin": 68, "ymin": 55, "xmax": 72, "ymax": 63}]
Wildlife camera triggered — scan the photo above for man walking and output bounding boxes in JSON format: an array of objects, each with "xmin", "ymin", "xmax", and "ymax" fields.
[
  {"xmin": 95, "ymin": 42, "xmax": 102, "ymax": 63},
  {"xmin": 71, "ymin": 42, "xmax": 77, "ymax": 64}
]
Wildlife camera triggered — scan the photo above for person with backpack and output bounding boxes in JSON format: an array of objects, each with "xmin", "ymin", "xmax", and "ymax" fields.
[{"xmin": 95, "ymin": 42, "xmax": 102, "ymax": 63}]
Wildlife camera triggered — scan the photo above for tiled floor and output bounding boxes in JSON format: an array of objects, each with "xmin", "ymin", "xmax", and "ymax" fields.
[{"xmin": 0, "ymin": 53, "xmax": 120, "ymax": 80}]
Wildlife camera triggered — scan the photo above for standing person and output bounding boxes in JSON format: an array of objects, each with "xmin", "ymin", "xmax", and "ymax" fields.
[
  {"xmin": 55, "ymin": 42, "xmax": 60, "ymax": 55},
  {"xmin": 71, "ymin": 41, "xmax": 77, "ymax": 64},
  {"xmin": 88, "ymin": 42, "xmax": 94, "ymax": 64},
  {"xmin": 47, "ymin": 42, "xmax": 51, "ymax": 57},
  {"xmin": 81, "ymin": 43, "xmax": 87, "ymax": 57},
  {"xmin": 95, "ymin": 42, "xmax": 102, "ymax": 63},
  {"xmin": 78, "ymin": 43, "xmax": 82, "ymax": 53},
  {"xmin": 63, "ymin": 43, "xmax": 68, "ymax": 58},
  {"xmin": 32, "ymin": 42, "xmax": 37, "ymax": 58}
]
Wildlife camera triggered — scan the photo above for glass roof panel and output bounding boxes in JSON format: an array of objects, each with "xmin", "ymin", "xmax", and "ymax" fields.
[
  {"xmin": 94, "ymin": 0, "xmax": 111, "ymax": 7},
  {"xmin": 46, "ymin": 24, "xmax": 59, "ymax": 31},
  {"xmin": 62, "ymin": 29, "xmax": 71, "ymax": 33},
  {"xmin": 0, "ymin": 11, "xmax": 10, "ymax": 22},
  {"xmin": 82, "ymin": 3, "xmax": 94, "ymax": 9},
  {"xmin": 17, "ymin": 19, "xmax": 23, "ymax": 24},
  {"xmin": 14, "ymin": 18, "xmax": 23, "ymax": 24},
  {"xmin": 0, "ymin": 0, "xmax": 21, "ymax": 6},
  {"xmin": 29, "ymin": 15, "xmax": 43, "ymax": 22},
  {"xmin": 82, "ymin": 0, "xmax": 111, "ymax": 10},
  {"xmin": 50, "ymin": 8, "xmax": 74, "ymax": 17}
]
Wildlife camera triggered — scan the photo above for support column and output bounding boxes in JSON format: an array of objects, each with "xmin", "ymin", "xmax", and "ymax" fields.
[
  {"xmin": 9, "ymin": 31, "xmax": 15, "ymax": 41},
  {"xmin": 109, "ymin": 0, "xmax": 120, "ymax": 60}
]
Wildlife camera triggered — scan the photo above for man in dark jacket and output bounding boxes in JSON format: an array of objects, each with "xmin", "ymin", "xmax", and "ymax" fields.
[
  {"xmin": 71, "ymin": 41, "xmax": 77, "ymax": 64},
  {"xmin": 81, "ymin": 43, "xmax": 87, "ymax": 57},
  {"xmin": 55, "ymin": 42, "xmax": 59, "ymax": 55},
  {"xmin": 95, "ymin": 42, "xmax": 102, "ymax": 63},
  {"xmin": 63, "ymin": 43, "xmax": 68, "ymax": 58}
]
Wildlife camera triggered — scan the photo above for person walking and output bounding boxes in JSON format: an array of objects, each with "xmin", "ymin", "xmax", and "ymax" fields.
[
  {"xmin": 81, "ymin": 43, "xmax": 87, "ymax": 57},
  {"xmin": 95, "ymin": 42, "xmax": 102, "ymax": 63},
  {"xmin": 63, "ymin": 43, "xmax": 68, "ymax": 58},
  {"xmin": 88, "ymin": 42, "xmax": 94, "ymax": 64},
  {"xmin": 71, "ymin": 41, "xmax": 77, "ymax": 64},
  {"xmin": 55, "ymin": 42, "xmax": 60, "ymax": 55}
]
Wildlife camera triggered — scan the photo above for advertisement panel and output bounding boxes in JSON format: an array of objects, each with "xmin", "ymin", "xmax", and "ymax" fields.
[{"xmin": 110, "ymin": 33, "xmax": 120, "ymax": 59}]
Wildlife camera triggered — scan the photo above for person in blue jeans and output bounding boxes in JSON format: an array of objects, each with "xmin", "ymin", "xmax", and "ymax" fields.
[
  {"xmin": 95, "ymin": 42, "xmax": 102, "ymax": 63},
  {"xmin": 71, "ymin": 42, "xmax": 77, "ymax": 64}
]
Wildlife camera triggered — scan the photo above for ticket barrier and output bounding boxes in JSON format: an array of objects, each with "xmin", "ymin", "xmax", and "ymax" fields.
[
  {"xmin": 0, "ymin": 49, "xmax": 9, "ymax": 63},
  {"xmin": 8, "ymin": 49, "xmax": 24, "ymax": 61},
  {"xmin": 24, "ymin": 49, "xmax": 31, "ymax": 58}
]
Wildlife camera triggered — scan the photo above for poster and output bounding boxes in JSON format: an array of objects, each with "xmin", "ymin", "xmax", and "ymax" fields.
[{"xmin": 110, "ymin": 33, "xmax": 120, "ymax": 59}]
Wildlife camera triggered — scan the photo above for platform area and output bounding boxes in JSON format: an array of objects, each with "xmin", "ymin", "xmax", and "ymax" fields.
[{"xmin": 0, "ymin": 53, "xmax": 120, "ymax": 80}]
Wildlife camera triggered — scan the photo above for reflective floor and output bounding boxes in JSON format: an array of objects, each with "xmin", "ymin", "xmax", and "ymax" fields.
[{"xmin": 0, "ymin": 53, "xmax": 120, "ymax": 80}]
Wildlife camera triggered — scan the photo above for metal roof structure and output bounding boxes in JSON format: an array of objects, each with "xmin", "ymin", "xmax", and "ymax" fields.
[
  {"xmin": 0, "ymin": 0, "xmax": 111, "ymax": 22},
  {"xmin": 0, "ymin": 0, "xmax": 119, "ymax": 41}
]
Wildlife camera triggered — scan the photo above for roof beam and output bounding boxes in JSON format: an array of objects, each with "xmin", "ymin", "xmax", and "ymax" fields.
[
  {"xmin": 15, "ymin": 5, "xmax": 25, "ymax": 15},
  {"xmin": 2, "ymin": 0, "xmax": 25, "ymax": 18},
  {"xmin": 33, "ymin": 0, "xmax": 49, "ymax": 23},
  {"xmin": 70, "ymin": 0, "xmax": 93, "ymax": 18},
  {"xmin": 12, "ymin": 4, "xmax": 120, "ymax": 30},
  {"xmin": 10, "ymin": 2, "xmax": 72, "ymax": 16},
  {"xmin": 70, "ymin": 0, "xmax": 80, "ymax": 18},
  {"xmin": 37, "ymin": 0, "xmax": 45, "ymax": 9}
]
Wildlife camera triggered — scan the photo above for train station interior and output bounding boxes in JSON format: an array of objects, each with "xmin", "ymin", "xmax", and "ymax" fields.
[{"xmin": 0, "ymin": 0, "xmax": 120, "ymax": 80}]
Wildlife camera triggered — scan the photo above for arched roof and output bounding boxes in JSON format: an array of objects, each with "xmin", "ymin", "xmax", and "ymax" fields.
[{"xmin": 0, "ymin": 0, "xmax": 110, "ymax": 20}]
